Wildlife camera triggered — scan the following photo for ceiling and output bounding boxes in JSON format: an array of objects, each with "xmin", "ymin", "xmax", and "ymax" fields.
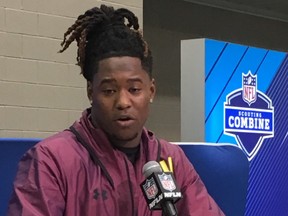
[{"xmin": 184, "ymin": 0, "xmax": 288, "ymax": 22}]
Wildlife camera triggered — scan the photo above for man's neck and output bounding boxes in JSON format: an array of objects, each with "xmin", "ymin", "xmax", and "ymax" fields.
[
  {"xmin": 116, "ymin": 145, "xmax": 140, "ymax": 164},
  {"xmin": 108, "ymin": 134, "xmax": 141, "ymax": 148}
]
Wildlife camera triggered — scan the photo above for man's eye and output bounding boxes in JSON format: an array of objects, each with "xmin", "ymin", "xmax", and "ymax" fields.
[
  {"xmin": 103, "ymin": 89, "xmax": 116, "ymax": 95},
  {"xmin": 129, "ymin": 88, "xmax": 141, "ymax": 94}
]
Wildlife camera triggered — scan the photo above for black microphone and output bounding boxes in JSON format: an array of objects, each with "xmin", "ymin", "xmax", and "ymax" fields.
[{"xmin": 140, "ymin": 161, "xmax": 182, "ymax": 216}]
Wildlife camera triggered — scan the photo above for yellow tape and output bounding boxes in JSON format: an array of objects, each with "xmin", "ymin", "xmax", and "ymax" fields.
[
  {"xmin": 160, "ymin": 157, "xmax": 174, "ymax": 173},
  {"xmin": 159, "ymin": 160, "xmax": 169, "ymax": 172},
  {"xmin": 168, "ymin": 157, "xmax": 173, "ymax": 173}
]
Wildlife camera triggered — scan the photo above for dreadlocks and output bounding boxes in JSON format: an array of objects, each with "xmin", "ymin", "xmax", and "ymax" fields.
[{"xmin": 59, "ymin": 5, "xmax": 152, "ymax": 81}]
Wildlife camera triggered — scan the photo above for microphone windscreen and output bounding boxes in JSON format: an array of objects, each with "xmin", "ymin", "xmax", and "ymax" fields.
[{"xmin": 142, "ymin": 161, "xmax": 162, "ymax": 178}]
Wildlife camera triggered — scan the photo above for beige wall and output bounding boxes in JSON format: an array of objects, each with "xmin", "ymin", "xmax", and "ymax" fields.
[{"xmin": 0, "ymin": 0, "xmax": 143, "ymax": 138}]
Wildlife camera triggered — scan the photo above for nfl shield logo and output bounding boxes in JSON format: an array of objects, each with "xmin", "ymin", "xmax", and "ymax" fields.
[
  {"xmin": 242, "ymin": 71, "xmax": 257, "ymax": 106},
  {"xmin": 143, "ymin": 178, "xmax": 158, "ymax": 199},
  {"xmin": 158, "ymin": 173, "xmax": 176, "ymax": 192}
]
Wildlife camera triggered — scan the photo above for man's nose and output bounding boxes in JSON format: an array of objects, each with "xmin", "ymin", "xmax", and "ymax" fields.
[{"xmin": 116, "ymin": 90, "xmax": 131, "ymax": 109}]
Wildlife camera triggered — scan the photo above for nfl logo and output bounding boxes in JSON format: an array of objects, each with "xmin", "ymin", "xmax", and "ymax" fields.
[
  {"xmin": 143, "ymin": 178, "xmax": 158, "ymax": 199},
  {"xmin": 242, "ymin": 71, "xmax": 257, "ymax": 106},
  {"xmin": 158, "ymin": 173, "xmax": 176, "ymax": 192}
]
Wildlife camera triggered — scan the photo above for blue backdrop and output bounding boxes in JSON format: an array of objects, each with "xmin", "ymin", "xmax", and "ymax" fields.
[{"xmin": 204, "ymin": 39, "xmax": 288, "ymax": 215}]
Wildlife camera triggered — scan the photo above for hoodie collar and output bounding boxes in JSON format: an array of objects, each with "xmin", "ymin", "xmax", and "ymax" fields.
[{"xmin": 74, "ymin": 108, "xmax": 161, "ymax": 166}]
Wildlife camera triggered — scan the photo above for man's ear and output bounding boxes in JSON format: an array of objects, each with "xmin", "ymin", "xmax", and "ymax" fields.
[
  {"xmin": 149, "ymin": 78, "xmax": 156, "ymax": 103},
  {"xmin": 87, "ymin": 81, "xmax": 93, "ymax": 103}
]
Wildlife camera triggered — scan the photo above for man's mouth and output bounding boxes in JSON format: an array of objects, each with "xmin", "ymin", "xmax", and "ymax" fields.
[
  {"xmin": 115, "ymin": 115, "xmax": 135, "ymax": 127},
  {"xmin": 117, "ymin": 114, "xmax": 134, "ymax": 121},
  {"xmin": 118, "ymin": 116, "xmax": 131, "ymax": 121}
]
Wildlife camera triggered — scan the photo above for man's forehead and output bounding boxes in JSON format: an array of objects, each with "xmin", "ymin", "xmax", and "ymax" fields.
[{"xmin": 97, "ymin": 56, "xmax": 145, "ymax": 73}]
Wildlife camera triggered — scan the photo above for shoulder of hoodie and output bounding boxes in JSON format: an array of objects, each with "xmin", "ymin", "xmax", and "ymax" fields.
[
  {"xmin": 145, "ymin": 129, "xmax": 186, "ymax": 159},
  {"xmin": 157, "ymin": 138, "xmax": 186, "ymax": 158},
  {"xmin": 29, "ymin": 130, "xmax": 86, "ymax": 161},
  {"xmin": 154, "ymin": 137, "xmax": 195, "ymax": 178}
]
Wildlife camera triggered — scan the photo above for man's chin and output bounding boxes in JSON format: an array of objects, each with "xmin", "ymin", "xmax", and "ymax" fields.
[
  {"xmin": 116, "ymin": 133, "xmax": 138, "ymax": 142},
  {"xmin": 110, "ymin": 132, "xmax": 139, "ymax": 144}
]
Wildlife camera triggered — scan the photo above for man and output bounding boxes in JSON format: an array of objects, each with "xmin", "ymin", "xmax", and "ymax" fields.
[{"xmin": 8, "ymin": 5, "xmax": 224, "ymax": 216}]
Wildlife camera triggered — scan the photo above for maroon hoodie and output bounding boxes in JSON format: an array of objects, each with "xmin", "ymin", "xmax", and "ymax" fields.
[{"xmin": 8, "ymin": 109, "xmax": 224, "ymax": 216}]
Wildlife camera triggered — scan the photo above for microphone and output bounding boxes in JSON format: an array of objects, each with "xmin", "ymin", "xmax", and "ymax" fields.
[{"xmin": 140, "ymin": 161, "xmax": 182, "ymax": 216}]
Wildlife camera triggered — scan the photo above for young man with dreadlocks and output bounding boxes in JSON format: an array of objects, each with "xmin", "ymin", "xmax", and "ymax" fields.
[{"xmin": 8, "ymin": 5, "xmax": 224, "ymax": 216}]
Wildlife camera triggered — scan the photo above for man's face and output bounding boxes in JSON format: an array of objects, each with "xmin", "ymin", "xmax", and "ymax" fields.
[{"xmin": 88, "ymin": 56, "xmax": 155, "ymax": 147}]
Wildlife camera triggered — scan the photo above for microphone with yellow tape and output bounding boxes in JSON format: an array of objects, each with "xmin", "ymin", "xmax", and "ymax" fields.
[{"xmin": 140, "ymin": 160, "xmax": 182, "ymax": 216}]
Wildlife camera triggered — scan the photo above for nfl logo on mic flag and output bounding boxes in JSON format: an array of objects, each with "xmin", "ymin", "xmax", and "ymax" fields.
[
  {"xmin": 143, "ymin": 177, "xmax": 158, "ymax": 199},
  {"xmin": 141, "ymin": 172, "xmax": 182, "ymax": 210},
  {"xmin": 158, "ymin": 173, "xmax": 176, "ymax": 191}
]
